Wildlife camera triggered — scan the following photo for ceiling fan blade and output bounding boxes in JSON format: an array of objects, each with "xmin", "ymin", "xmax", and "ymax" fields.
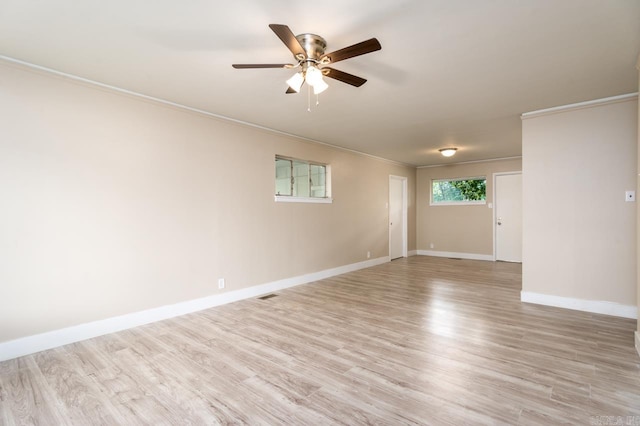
[
  {"xmin": 269, "ymin": 24, "xmax": 307, "ymax": 59},
  {"xmin": 322, "ymin": 67, "xmax": 367, "ymax": 87},
  {"xmin": 232, "ymin": 64, "xmax": 292, "ymax": 69},
  {"xmin": 321, "ymin": 38, "xmax": 381, "ymax": 64}
]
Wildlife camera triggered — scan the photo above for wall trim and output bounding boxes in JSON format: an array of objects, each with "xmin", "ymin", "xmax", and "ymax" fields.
[
  {"xmin": 636, "ymin": 331, "xmax": 640, "ymax": 359},
  {"xmin": 408, "ymin": 250, "xmax": 418, "ymax": 257},
  {"xmin": 0, "ymin": 256, "xmax": 389, "ymax": 362},
  {"xmin": 416, "ymin": 250, "xmax": 494, "ymax": 261},
  {"xmin": 521, "ymin": 291, "xmax": 637, "ymax": 319},
  {"xmin": 274, "ymin": 196, "xmax": 333, "ymax": 204},
  {"xmin": 0, "ymin": 55, "xmax": 414, "ymax": 169},
  {"xmin": 521, "ymin": 93, "xmax": 638, "ymax": 120}
]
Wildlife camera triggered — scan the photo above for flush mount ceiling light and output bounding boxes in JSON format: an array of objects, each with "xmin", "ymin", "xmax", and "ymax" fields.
[
  {"xmin": 232, "ymin": 24, "xmax": 382, "ymax": 99},
  {"xmin": 439, "ymin": 148, "xmax": 458, "ymax": 157}
]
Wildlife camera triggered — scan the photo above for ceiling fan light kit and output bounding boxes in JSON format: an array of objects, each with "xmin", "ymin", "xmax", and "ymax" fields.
[
  {"xmin": 312, "ymin": 77, "xmax": 328, "ymax": 95},
  {"xmin": 232, "ymin": 24, "xmax": 381, "ymax": 100},
  {"xmin": 303, "ymin": 65, "xmax": 322, "ymax": 85},
  {"xmin": 286, "ymin": 72, "xmax": 304, "ymax": 92},
  {"xmin": 439, "ymin": 148, "xmax": 458, "ymax": 157}
]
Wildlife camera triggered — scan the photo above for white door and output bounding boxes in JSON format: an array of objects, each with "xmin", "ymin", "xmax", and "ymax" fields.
[
  {"xmin": 495, "ymin": 173, "xmax": 522, "ymax": 262},
  {"xmin": 389, "ymin": 176, "xmax": 406, "ymax": 260}
]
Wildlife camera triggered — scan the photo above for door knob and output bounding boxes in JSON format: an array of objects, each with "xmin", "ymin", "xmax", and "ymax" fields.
[{"xmin": 497, "ymin": 217, "xmax": 502, "ymax": 225}]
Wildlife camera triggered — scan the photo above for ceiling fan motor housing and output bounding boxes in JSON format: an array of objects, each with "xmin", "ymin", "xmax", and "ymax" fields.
[{"xmin": 295, "ymin": 34, "xmax": 327, "ymax": 61}]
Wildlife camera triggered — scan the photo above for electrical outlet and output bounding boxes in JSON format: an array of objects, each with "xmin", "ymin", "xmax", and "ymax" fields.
[
  {"xmin": 218, "ymin": 278, "xmax": 225, "ymax": 289},
  {"xmin": 367, "ymin": 251, "xmax": 371, "ymax": 259},
  {"xmin": 430, "ymin": 243, "xmax": 434, "ymax": 249}
]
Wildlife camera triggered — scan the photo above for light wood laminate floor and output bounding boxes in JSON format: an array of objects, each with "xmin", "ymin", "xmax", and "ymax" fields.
[{"xmin": 1, "ymin": 256, "xmax": 639, "ymax": 425}]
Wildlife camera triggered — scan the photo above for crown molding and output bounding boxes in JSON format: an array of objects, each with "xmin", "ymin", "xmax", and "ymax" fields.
[
  {"xmin": 521, "ymin": 93, "xmax": 638, "ymax": 120},
  {"xmin": 417, "ymin": 156, "xmax": 522, "ymax": 169},
  {"xmin": 0, "ymin": 55, "xmax": 415, "ymax": 169}
]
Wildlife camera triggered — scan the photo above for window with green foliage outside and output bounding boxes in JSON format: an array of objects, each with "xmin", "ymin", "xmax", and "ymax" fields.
[{"xmin": 431, "ymin": 177, "xmax": 486, "ymax": 205}]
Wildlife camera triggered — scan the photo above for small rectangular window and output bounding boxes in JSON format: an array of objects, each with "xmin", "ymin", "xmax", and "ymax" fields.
[
  {"xmin": 275, "ymin": 156, "xmax": 331, "ymax": 203},
  {"xmin": 431, "ymin": 177, "xmax": 486, "ymax": 205}
]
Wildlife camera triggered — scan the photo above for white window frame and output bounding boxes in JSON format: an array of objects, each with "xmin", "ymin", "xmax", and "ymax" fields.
[
  {"xmin": 430, "ymin": 176, "xmax": 487, "ymax": 206},
  {"xmin": 274, "ymin": 155, "xmax": 332, "ymax": 204}
]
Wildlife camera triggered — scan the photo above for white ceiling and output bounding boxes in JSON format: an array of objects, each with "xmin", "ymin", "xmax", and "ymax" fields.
[{"xmin": 1, "ymin": 0, "xmax": 638, "ymax": 166}]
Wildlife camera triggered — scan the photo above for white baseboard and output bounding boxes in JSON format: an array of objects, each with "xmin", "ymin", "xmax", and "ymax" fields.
[
  {"xmin": 636, "ymin": 331, "xmax": 640, "ymax": 359},
  {"xmin": 0, "ymin": 256, "xmax": 389, "ymax": 362},
  {"xmin": 407, "ymin": 250, "xmax": 418, "ymax": 257},
  {"xmin": 416, "ymin": 250, "xmax": 494, "ymax": 261},
  {"xmin": 521, "ymin": 291, "xmax": 637, "ymax": 319}
]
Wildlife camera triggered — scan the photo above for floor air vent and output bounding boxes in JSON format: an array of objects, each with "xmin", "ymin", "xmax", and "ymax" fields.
[{"xmin": 258, "ymin": 294, "xmax": 278, "ymax": 300}]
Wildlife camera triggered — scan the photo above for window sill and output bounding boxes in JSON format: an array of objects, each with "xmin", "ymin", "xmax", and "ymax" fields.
[
  {"xmin": 430, "ymin": 201, "xmax": 486, "ymax": 206},
  {"xmin": 275, "ymin": 196, "xmax": 333, "ymax": 204}
]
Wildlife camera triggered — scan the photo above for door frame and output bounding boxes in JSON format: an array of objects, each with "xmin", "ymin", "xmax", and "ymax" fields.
[
  {"xmin": 389, "ymin": 175, "xmax": 408, "ymax": 259},
  {"xmin": 493, "ymin": 171, "xmax": 522, "ymax": 261}
]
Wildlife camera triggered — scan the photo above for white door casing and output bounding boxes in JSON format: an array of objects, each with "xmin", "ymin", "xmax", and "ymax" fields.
[
  {"xmin": 494, "ymin": 172, "xmax": 523, "ymax": 262},
  {"xmin": 389, "ymin": 175, "xmax": 407, "ymax": 260}
]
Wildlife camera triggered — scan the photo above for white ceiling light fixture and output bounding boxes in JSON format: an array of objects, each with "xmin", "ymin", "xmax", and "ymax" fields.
[
  {"xmin": 305, "ymin": 66, "xmax": 328, "ymax": 94},
  {"xmin": 286, "ymin": 72, "xmax": 304, "ymax": 93},
  {"xmin": 312, "ymin": 78, "xmax": 329, "ymax": 95},
  {"xmin": 439, "ymin": 148, "xmax": 457, "ymax": 157},
  {"xmin": 287, "ymin": 65, "xmax": 329, "ymax": 95},
  {"xmin": 304, "ymin": 65, "xmax": 323, "ymax": 86}
]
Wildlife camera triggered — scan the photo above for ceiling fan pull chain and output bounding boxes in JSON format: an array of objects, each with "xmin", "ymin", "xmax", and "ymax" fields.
[
  {"xmin": 307, "ymin": 84, "xmax": 311, "ymax": 112},
  {"xmin": 316, "ymin": 93, "xmax": 320, "ymax": 106}
]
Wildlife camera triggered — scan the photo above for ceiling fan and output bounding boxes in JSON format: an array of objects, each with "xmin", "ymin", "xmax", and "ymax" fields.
[{"xmin": 232, "ymin": 24, "xmax": 381, "ymax": 95}]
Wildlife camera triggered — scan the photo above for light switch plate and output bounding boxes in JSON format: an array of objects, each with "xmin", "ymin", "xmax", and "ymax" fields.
[{"xmin": 625, "ymin": 190, "xmax": 635, "ymax": 202}]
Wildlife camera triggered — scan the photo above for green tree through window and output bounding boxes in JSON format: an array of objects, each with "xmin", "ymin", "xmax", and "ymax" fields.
[{"xmin": 432, "ymin": 177, "xmax": 486, "ymax": 204}]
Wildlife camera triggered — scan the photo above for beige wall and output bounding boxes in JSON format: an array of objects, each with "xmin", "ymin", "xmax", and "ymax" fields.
[
  {"xmin": 522, "ymin": 97, "xmax": 638, "ymax": 306},
  {"xmin": 416, "ymin": 159, "xmax": 522, "ymax": 255},
  {"xmin": 0, "ymin": 61, "xmax": 416, "ymax": 343}
]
